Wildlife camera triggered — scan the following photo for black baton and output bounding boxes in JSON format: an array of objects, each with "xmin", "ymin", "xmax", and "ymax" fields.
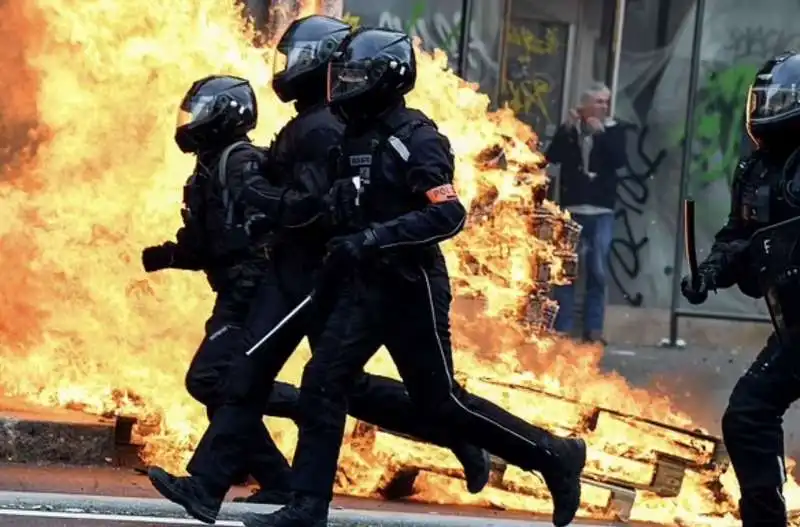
[{"xmin": 684, "ymin": 198, "xmax": 699, "ymax": 287}]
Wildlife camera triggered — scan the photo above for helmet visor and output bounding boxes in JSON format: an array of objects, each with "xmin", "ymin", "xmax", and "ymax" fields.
[
  {"xmin": 273, "ymin": 39, "xmax": 332, "ymax": 79},
  {"xmin": 748, "ymin": 84, "xmax": 800, "ymax": 122},
  {"xmin": 177, "ymin": 94, "xmax": 215, "ymax": 127},
  {"xmin": 326, "ymin": 60, "xmax": 374, "ymax": 103}
]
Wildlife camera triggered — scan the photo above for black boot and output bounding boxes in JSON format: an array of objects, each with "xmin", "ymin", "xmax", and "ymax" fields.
[
  {"xmin": 452, "ymin": 444, "xmax": 491, "ymax": 493},
  {"xmin": 233, "ymin": 487, "xmax": 292, "ymax": 504},
  {"xmin": 242, "ymin": 494, "xmax": 328, "ymax": 527},
  {"xmin": 541, "ymin": 437, "xmax": 586, "ymax": 527},
  {"xmin": 148, "ymin": 467, "xmax": 222, "ymax": 524}
]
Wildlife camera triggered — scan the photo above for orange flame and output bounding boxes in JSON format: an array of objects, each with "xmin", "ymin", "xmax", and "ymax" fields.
[{"xmin": 0, "ymin": 0, "xmax": 797, "ymax": 525}]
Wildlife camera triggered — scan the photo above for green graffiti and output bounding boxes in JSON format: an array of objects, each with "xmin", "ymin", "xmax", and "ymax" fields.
[
  {"xmin": 404, "ymin": 0, "xmax": 427, "ymax": 35},
  {"xmin": 675, "ymin": 63, "xmax": 757, "ymax": 191}
]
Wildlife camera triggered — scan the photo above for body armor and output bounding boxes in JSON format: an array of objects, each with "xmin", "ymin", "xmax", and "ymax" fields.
[
  {"xmin": 335, "ymin": 109, "xmax": 433, "ymax": 227},
  {"xmin": 332, "ymin": 107, "xmax": 445, "ymax": 273},
  {"xmin": 739, "ymin": 153, "xmax": 800, "ymax": 342},
  {"xmin": 750, "ymin": 216, "xmax": 800, "ymax": 345}
]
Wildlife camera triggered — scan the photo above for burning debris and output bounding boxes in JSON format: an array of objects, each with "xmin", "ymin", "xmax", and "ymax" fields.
[{"xmin": 343, "ymin": 378, "xmax": 729, "ymax": 524}]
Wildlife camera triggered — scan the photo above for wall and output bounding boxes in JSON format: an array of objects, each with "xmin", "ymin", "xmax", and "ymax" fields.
[
  {"xmin": 342, "ymin": 0, "xmax": 505, "ymax": 97},
  {"xmin": 605, "ymin": 0, "xmax": 796, "ymax": 315}
]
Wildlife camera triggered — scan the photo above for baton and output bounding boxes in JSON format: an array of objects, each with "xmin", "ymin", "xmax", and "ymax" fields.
[
  {"xmin": 244, "ymin": 293, "xmax": 314, "ymax": 357},
  {"xmin": 684, "ymin": 198, "xmax": 699, "ymax": 287}
]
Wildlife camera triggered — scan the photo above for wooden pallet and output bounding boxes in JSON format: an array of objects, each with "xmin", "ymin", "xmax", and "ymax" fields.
[
  {"xmin": 346, "ymin": 379, "xmax": 729, "ymax": 523},
  {"xmin": 350, "ymin": 424, "xmax": 636, "ymax": 522}
]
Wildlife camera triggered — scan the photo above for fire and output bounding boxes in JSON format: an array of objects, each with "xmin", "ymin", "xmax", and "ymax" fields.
[{"xmin": 0, "ymin": 0, "xmax": 796, "ymax": 525}]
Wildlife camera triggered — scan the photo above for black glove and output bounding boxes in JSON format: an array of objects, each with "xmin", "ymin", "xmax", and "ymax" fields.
[
  {"xmin": 680, "ymin": 268, "xmax": 716, "ymax": 305},
  {"xmin": 322, "ymin": 178, "xmax": 359, "ymax": 227},
  {"xmin": 325, "ymin": 229, "xmax": 378, "ymax": 268},
  {"xmin": 142, "ymin": 244, "xmax": 175, "ymax": 272},
  {"xmin": 244, "ymin": 213, "xmax": 273, "ymax": 239}
]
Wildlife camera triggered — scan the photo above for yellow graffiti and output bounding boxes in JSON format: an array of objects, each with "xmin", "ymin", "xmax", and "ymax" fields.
[
  {"xmin": 503, "ymin": 78, "xmax": 552, "ymax": 122},
  {"xmin": 506, "ymin": 25, "xmax": 559, "ymax": 56},
  {"xmin": 341, "ymin": 12, "xmax": 361, "ymax": 27}
]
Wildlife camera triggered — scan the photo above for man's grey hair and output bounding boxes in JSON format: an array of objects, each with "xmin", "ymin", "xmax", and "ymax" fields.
[{"xmin": 580, "ymin": 82, "xmax": 611, "ymax": 105}]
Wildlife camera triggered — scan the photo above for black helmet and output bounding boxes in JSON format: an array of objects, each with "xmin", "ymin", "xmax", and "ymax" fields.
[
  {"xmin": 175, "ymin": 75, "xmax": 257, "ymax": 154},
  {"xmin": 746, "ymin": 51, "xmax": 800, "ymax": 150},
  {"xmin": 326, "ymin": 27, "xmax": 416, "ymax": 120},
  {"xmin": 272, "ymin": 15, "xmax": 351, "ymax": 103}
]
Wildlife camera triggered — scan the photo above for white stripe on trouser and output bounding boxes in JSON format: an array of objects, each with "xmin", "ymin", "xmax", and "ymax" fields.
[
  {"xmin": 419, "ymin": 268, "xmax": 551, "ymax": 456},
  {"xmin": 779, "ymin": 455, "xmax": 787, "ymax": 485}
]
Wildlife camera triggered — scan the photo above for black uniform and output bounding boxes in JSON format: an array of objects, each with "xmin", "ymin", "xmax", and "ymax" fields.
[
  {"xmin": 681, "ymin": 52, "xmax": 800, "ymax": 526},
  {"xmin": 148, "ymin": 17, "xmax": 491, "ymax": 526},
  {"xmin": 244, "ymin": 28, "xmax": 587, "ymax": 527},
  {"xmin": 143, "ymin": 75, "xmax": 304, "ymax": 523}
]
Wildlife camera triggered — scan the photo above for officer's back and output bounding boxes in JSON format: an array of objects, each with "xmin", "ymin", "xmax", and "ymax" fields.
[{"xmin": 260, "ymin": 15, "xmax": 350, "ymax": 269}]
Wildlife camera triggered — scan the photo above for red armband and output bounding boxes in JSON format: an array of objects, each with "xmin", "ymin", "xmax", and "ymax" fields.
[{"xmin": 425, "ymin": 184, "xmax": 458, "ymax": 203}]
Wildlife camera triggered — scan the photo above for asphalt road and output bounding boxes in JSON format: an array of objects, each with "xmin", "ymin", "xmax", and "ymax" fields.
[
  {"xmin": 0, "ymin": 490, "xmax": 615, "ymax": 527},
  {"xmin": 0, "ymin": 464, "xmax": 625, "ymax": 527},
  {"xmin": 601, "ymin": 341, "xmax": 800, "ymax": 458}
]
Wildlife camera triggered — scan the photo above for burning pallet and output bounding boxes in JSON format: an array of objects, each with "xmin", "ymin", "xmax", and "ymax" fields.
[{"xmin": 346, "ymin": 378, "xmax": 729, "ymax": 523}]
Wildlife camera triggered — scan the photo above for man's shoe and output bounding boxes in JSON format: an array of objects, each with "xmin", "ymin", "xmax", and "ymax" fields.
[
  {"xmin": 583, "ymin": 331, "xmax": 608, "ymax": 346},
  {"xmin": 452, "ymin": 443, "xmax": 491, "ymax": 493},
  {"xmin": 242, "ymin": 494, "xmax": 328, "ymax": 527},
  {"xmin": 148, "ymin": 467, "xmax": 221, "ymax": 524},
  {"xmin": 233, "ymin": 487, "xmax": 292, "ymax": 504},
  {"xmin": 542, "ymin": 437, "xmax": 586, "ymax": 527}
]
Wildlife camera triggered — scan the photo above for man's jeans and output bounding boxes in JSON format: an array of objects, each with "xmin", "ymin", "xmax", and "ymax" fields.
[{"xmin": 553, "ymin": 212, "xmax": 614, "ymax": 336}]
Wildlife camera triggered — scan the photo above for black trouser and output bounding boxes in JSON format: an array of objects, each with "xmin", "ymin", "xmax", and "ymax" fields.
[
  {"xmin": 186, "ymin": 257, "xmax": 481, "ymax": 496},
  {"xmin": 183, "ymin": 276, "xmax": 293, "ymax": 493},
  {"xmin": 722, "ymin": 333, "xmax": 797, "ymax": 526},
  {"xmin": 291, "ymin": 266, "xmax": 564, "ymax": 499}
]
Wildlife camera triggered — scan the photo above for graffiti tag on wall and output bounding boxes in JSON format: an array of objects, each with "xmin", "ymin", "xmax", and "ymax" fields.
[
  {"xmin": 608, "ymin": 122, "xmax": 667, "ymax": 306},
  {"xmin": 373, "ymin": 0, "xmax": 499, "ymax": 83},
  {"xmin": 678, "ymin": 27, "xmax": 800, "ymax": 192}
]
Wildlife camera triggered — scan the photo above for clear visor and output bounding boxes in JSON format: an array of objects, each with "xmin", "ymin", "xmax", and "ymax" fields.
[
  {"xmin": 177, "ymin": 94, "xmax": 215, "ymax": 127},
  {"xmin": 748, "ymin": 85, "xmax": 800, "ymax": 121},
  {"xmin": 273, "ymin": 40, "xmax": 327, "ymax": 77},
  {"xmin": 326, "ymin": 61, "xmax": 371, "ymax": 103}
]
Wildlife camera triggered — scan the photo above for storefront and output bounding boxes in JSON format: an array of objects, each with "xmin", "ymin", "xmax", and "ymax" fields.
[{"xmin": 337, "ymin": 0, "xmax": 625, "ymax": 151}]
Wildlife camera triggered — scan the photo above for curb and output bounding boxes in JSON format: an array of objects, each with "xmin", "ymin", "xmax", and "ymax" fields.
[{"xmin": 0, "ymin": 397, "xmax": 130, "ymax": 467}]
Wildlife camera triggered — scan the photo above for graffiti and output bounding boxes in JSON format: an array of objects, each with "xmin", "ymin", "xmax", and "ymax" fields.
[
  {"xmin": 376, "ymin": 0, "xmax": 498, "ymax": 81},
  {"xmin": 677, "ymin": 27, "xmax": 800, "ymax": 192},
  {"xmin": 503, "ymin": 78, "xmax": 552, "ymax": 121},
  {"xmin": 506, "ymin": 24, "xmax": 560, "ymax": 58},
  {"xmin": 724, "ymin": 27, "xmax": 800, "ymax": 62},
  {"xmin": 502, "ymin": 23, "xmax": 564, "ymax": 133},
  {"xmin": 608, "ymin": 122, "xmax": 667, "ymax": 307},
  {"xmin": 687, "ymin": 64, "xmax": 756, "ymax": 188}
]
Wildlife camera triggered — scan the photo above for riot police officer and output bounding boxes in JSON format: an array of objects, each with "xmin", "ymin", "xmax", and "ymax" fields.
[
  {"xmin": 147, "ymin": 17, "xmax": 491, "ymax": 525},
  {"xmin": 142, "ymin": 74, "xmax": 301, "ymax": 523},
  {"xmin": 243, "ymin": 27, "xmax": 587, "ymax": 527},
  {"xmin": 681, "ymin": 51, "xmax": 800, "ymax": 526}
]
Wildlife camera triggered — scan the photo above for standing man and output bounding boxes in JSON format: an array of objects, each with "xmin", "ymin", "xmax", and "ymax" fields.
[{"xmin": 545, "ymin": 82, "xmax": 626, "ymax": 344}]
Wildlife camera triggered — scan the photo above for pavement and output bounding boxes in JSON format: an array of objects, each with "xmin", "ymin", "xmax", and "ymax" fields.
[
  {"xmin": 0, "ymin": 465, "xmax": 624, "ymax": 527},
  {"xmin": 600, "ymin": 340, "xmax": 800, "ymax": 460}
]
